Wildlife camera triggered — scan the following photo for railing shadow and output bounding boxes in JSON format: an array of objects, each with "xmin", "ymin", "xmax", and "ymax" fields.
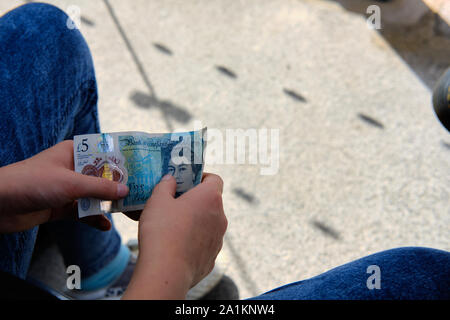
[{"xmin": 103, "ymin": 0, "xmax": 192, "ymax": 131}]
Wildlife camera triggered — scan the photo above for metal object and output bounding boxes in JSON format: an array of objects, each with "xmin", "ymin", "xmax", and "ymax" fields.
[{"xmin": 433, "ymin": 68, "xmax": 450, "ymax": 132}]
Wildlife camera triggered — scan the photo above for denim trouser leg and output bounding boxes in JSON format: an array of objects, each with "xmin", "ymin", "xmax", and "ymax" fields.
[
  {"xmin": 250, "ymin": 247, "xmax": 450, "ymax": 300},
  {"xmin": 0, "ymin": 3, "xmax": 122, "ymax": 280}
]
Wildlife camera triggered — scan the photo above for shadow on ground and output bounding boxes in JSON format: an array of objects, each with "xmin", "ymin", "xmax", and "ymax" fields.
[
  {"xmin": 103, "ymin": 0, "xmax": 192, "ymax": 131},
  {"xmin": 333, "ymin": 0, "xmax": 450, "ymax": 89}
]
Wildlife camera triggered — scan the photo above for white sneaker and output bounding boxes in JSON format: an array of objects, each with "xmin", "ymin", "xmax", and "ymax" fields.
[{"xmin": 64, "ymin": 252, "xmax": 138, "ymax": 300}]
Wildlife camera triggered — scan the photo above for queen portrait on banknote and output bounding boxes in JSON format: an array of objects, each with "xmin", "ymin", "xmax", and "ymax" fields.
[{"xmin": 166, "ymin": 143, "xmax": 203, "ymax": 197}]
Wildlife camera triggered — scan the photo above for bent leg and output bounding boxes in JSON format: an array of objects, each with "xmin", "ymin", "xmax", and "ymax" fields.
[
  {"xmin": 0, "ymin": 3, "xmax": 100, "ymax": 164},
  {"xmin": 0, "ymin": 3, "xmax": 125, "ymax": 281},
  {"xmin": 250, "ymin": 247, "xmax": 450, "ymax": 300}
]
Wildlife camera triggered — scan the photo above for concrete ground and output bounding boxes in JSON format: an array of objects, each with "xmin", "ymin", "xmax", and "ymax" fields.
[{"xmin": 1, "ymin": 0, "xmax": 449, "ymax": 299}]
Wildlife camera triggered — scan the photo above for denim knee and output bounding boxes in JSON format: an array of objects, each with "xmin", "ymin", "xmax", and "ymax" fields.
[
  {"xmin": 250, "ymin": 247, "xmax": 450, "ymax": 300},
  {"xmin": 1, "ymin": 2, "xmax": 95, "ymax": 85},
  {"xmin": 0, "ymin": 3, "xmax": 98, "ymax": 161},
  {"xmin": 381, "ymin": 246, "xmax": 450, "ymax": 264},
  {"xmin": 5, "ymin": 2, "xmax": 82, "ymax": 43}
]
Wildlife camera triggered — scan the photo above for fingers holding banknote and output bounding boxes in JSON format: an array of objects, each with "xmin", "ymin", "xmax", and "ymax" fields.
[
  {"xmin": 122, "ymin": 173, "xmax": 224, "ymax": 222},
  {"xmin": 123, "ymin": 173, "xmax": 227, "ymax": 299},
  {"xmin": 0, "ymin": 141, "xmax": 129, "ymax": 233}
]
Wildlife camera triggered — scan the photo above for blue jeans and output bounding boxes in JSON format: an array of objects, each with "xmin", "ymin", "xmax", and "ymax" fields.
[
  {"xmin": 0, "ymin": 3, "xmax": 122, "ymax": 281},
  {"xmin": 1, "ymin": 3, "xmax": 449, "ymax": 300},
  {"xmin": 250, "ymin": 247, "xmax": 450, "ymax": 300}
]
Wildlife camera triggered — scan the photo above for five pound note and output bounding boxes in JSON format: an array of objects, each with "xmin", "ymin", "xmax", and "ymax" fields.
[{"xmin": 74, "ymin": 128, "xmax": 207, "ymax": 218}]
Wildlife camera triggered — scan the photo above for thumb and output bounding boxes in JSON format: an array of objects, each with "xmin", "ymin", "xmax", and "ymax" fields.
[
  {"xmin": 151, "ymin": 174, "xmax": 177, "ymax": 199},
  {"xmin": 70, "ymin": 171, "xmax": 129, "ymax": 200}
]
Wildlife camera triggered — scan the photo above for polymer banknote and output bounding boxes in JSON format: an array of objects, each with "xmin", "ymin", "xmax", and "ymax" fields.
[{"xmin": 74, "ymin": 128, "xmax": 206, "ymax": 218}]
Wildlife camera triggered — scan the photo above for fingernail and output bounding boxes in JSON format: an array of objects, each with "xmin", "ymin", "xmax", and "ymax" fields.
[
  {"xmin": 117, "ymin": 184, "xmax": 129, "ymax": 197},
  {"xmin": 161, "ymin": 174, "xmax": 173, "ymax": 182}
]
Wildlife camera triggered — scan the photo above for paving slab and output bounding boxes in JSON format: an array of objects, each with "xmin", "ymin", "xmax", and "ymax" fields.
[{"xmin": 1, "ymin": 0, "xmax": 449, "ymax": 299}]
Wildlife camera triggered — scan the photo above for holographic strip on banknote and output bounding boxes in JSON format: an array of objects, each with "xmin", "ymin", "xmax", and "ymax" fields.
[{"xmin": 74, "ymin": 128, "xmax": 207, "ymax": 218}]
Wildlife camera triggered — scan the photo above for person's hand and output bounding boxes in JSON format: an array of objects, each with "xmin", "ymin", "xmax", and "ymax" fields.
[
  {"xmin": 0, "ymin": 140, "xmax": 129, "ymax": 233},
  {"xmin": 123, "ymin": 173, "xmax": 227, "ymax": 300}
]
